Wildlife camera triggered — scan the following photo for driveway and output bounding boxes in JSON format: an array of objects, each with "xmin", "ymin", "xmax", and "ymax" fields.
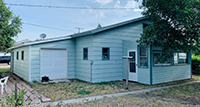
[
  {"xmin": 0, "ymin": 63, "xmax": 10, "ymax": 68},
  {"xmin": 0, "ymin": 73, "xmax": 51, "ymax": 105}
]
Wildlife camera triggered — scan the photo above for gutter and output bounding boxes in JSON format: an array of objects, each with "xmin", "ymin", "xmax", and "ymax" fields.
[{"xmin": 8, "ymin": 36, "xmax": 71, "ymax": 50}]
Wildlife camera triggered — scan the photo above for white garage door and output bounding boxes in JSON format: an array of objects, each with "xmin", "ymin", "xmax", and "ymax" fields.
[{"xmin": 40, "ymin": 49, "xmax": 67, "ymax": 80}]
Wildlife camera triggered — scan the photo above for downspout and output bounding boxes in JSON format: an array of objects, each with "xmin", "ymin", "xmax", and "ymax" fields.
[{"xmin": 90, "ymin": 60, "xmax": 93, "ymax": 83}]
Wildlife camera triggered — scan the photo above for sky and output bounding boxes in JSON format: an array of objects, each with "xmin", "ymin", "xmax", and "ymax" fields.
[{"xmin": 4, "ymin": 0, "xmax": 143, "ymax": 41}]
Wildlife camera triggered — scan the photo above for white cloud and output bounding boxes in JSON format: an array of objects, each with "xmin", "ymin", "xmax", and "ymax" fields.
[
  {"xmin": 133, "ymin": 9, "xmax": 142, "ymax": 12},
  {"xmin": 93, "ymin": 0, "xmax": 113, "ymax": 4},
  {"xmin": 114, "ymin": 0, "xmax": 120, "ymax": 8},
  {"xmin": 125, "ymin": 0, "xmax": 138, "ymax": 8}
]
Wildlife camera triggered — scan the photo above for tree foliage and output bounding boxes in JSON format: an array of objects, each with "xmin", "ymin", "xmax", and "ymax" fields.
[
  {"xmin": 138, "ymin": 0, "xmax": 200, "ymax": 53},
  {"xmin": 97, "ymin": 23, "xmax": 102, "ymax": 29},
  {"xmin": 0, "ymin": 0, "xmax": 22, "ymax": 52}
]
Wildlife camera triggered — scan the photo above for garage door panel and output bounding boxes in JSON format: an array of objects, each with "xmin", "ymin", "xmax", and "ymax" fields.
[{"xmin": 40, "ymin": 49, "xmax": 67, "ymax": 80}]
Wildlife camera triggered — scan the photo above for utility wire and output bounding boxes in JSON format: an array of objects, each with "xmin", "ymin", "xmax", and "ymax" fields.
[
  {"xmin": 22, "ymin": 22, "xmax": 70, "ymax": 32},
  {"xmin": 5, "ymin": 3, "xmax": 136, "ymax": 10}
]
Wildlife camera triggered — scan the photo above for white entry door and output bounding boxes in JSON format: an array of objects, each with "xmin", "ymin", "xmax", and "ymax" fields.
[
  {"xmin": 40, "ymin": 49, "xmax": 67, "ymax": 80},
  {"xmin": 128, "ymin": 50, "xmax": 138, "ymax": 81}
]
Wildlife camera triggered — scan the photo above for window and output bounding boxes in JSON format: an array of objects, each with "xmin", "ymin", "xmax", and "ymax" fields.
[
  {"xmin": 139, "ymin": 47, "xmax": 148, "ymax": 67},
  {"xmin": 83, "ymin": 48, "xmax": 88, "ymax": 60},
  {"xmin": 153, "ymin": 51, "xmax": 171, "ymax": 66},
  {"xmin": 143, "ymin": 23, "xmax": 149, "ymax": 28},
  {"xmin": 102, "ymin": 48, "xmax": 109, "ymax": 60},
  {"xmin": 21, "ymin": 51, "xmax": 24, "ymax": 60},
  {"xmin": 16, "ymin": 52, "xmax": 19, "ymax": 60},
  {"xmin": 174, "ymin": 52, "xmax": 187, "ymax": 65}
]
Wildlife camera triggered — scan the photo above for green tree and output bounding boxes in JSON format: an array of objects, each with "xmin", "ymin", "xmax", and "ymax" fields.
[
  {"xmin": 137, "ymin": 0, "xmax": 200, "ymax": 53},
  {"xmin": 97, "ymin": 23, "xmax": 102, "ymax": 29},
  {"xmin": 0, "ymin": 0, "xmax": 22, "ymax": 52}
]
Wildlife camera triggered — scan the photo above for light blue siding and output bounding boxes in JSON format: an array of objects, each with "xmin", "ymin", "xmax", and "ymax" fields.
[
  {"xmin": 12, "ymin": 46, "xmax": 30, "ymax": 81},
  {"xmin": 75, "ymin": 35, "xmax": 93, "ymax": 82},
  {"xmin": 30, "ymin": 40, "xmax": 75, "ymax": 81},
  {"xmin": 92, "ymin": 21, "xmax": 147, "ymax": 83},
  {"xmin": 152, "ymin": 65, "xmax": 191, "ymax": 84}
]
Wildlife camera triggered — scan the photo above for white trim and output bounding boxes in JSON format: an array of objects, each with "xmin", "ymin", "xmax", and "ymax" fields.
[
  {"xmin": 128, "ymin": 50, "xmax": 138, "ymax": 81},
  {"xmin": 39, "ymin": 48, "xmax": 42, "ymax": 81},
  {"xmin": 8, "ymin": 36, "xmax": 71, "ymax": 50},
  {"xmin": 29, "ymin": 46, "xmax": 32, "ymax": 82}
]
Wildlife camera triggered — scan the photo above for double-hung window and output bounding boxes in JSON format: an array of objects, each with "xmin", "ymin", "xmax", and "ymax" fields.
[
  {"xmin": 102, "ymin": 48, "xmax": 110, "ymax": 60},
  {"xmin": 139, "ymin": 47, "xmax": 148, "ymax": 67}
]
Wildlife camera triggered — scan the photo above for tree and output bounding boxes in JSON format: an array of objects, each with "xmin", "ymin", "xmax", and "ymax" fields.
[
  {"xmin": 137, "ymin": 0, "xmax": 200, "ymax": 54},
  {"xmin": 0, "ymin": 0, "xmax": 22, "ymax": 52},
  {"xmin": 97, "ymin": 23, "xmax": 102, "ymax": 29}
]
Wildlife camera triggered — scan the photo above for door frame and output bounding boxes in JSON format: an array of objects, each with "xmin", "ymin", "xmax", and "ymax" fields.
[{"xmin": 128, "ymin": 50, "xmax": 138, "ymax": 81}]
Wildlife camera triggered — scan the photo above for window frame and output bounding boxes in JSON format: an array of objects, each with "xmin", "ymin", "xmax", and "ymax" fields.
[
  {"xmin": 16, "ymin": 51, "xmax": 19, "ymax": 60},
  {"xmin": 102, "ymin": 47, "xmax": 110, "ymax": 60},
  {"xmin": 139, "ymin": 46, "xmax": 148, "ymax": 68},
  {"xmin": 21, "ymin": 51, "xmax": 24, "ymax": 60},
  {"xmin": 153, "ymin": 51, "xmax": 172, "ymax": 66},
  {"xmin": 83, "ymin": 48, "xmax": 88, "ymax": 60}
]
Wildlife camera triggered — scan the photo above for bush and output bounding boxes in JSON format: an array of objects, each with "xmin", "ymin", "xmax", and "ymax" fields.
[{"xmin": 192, "ymin": 55, "xmax": 200, "ymax": 74}]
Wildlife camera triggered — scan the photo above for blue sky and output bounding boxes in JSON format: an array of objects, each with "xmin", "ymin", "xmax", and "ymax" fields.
[{"xmin": 4, "ymin": 0, "xmax": 143, "ymax": 41}]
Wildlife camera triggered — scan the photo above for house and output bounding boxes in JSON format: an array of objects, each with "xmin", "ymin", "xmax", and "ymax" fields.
[{"xmin": 8, "ymin": 17, "xmax": 192, "ymax": 85}]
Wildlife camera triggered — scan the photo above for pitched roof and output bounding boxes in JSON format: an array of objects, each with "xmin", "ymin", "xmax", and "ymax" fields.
[
  {"xmin": 9, "ymin": 16, "xmax": 147, "ymax": 50},
  {"xmin": 71, "ymin": 17, "xmax": 147, "ymax": 38}
]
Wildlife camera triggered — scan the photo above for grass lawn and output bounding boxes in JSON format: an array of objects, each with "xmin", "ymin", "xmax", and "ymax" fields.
[
  {"xmin": 0, "ymin": 68, "xmax": 10, "ymax": 76},
  {"xmin": 64, "ymin": 83, "xmax": 200, "ymax": 107},
  {"xmin": 32, "ymin": 74, "xmax": 200, "ymax": 101}
]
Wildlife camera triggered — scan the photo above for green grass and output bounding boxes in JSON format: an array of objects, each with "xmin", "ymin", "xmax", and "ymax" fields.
[
  {"xmin": 63, "ymin": 83, "xmax": 200, "ymax": 107},
  {"xmin": 0, "ymin": 68, "xmax": 10, "ymax": 76}
]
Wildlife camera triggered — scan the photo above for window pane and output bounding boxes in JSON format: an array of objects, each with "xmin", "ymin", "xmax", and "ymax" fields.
[
  {"xmin": 174, "ymin": 52, "xmax": 187, "ymax": 65},
  {"xmin": 154, "ymin": 52, "xmax": 171, "ymax": 66},
  {"xmin": 83, "ymin": 48, "xmax": 88, "ymax": 60},
  {"xmin": 140, "ymin": 57, "xmax": 147, "ymax": 67},
  {"xmin": 140, "ymin": 47, "xmax": 147, "ymax": 56},
  {"xmin": 130, "ymin": 62, "xmax": 136, "ymax": 72},
  {"xmin": 102, "ymin": 48, "xmax": 109, "ymax": 60},
  {"xmin": 16, "ymin": 52, "xmax": 18, "ymax": 60},
  {"xmin": 129, "ymin": 52, "xmax": 135, "ymax": 61},
  {"xmin": 21, "ymin": 51, "xmax": 24, "ymax": 60}
]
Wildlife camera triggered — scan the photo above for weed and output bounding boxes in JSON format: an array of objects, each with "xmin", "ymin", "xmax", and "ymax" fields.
[
  {"xmin": 46, "ymin": 104, "xmax": 51, "ymax": 107},
  {"xmin": 68, "ymin": 83, "xmax": 71, "ymax": 85},
  {"xmin": 13, "ymin": 77, "xmax": 16, "ymax": 80},
  {"xmin": 77, "ymin": 90, "xmax": 92, "ymax": 95}
]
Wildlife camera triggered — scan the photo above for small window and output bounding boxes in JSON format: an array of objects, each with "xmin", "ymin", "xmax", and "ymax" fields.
[
  {"xmin": 143, "ymin": 23, "xmax": 150, "ymax": 29},
  {"xmin": 83, "ymin": 48, "xmax": 88, "ymax": 60},
  {"xmin": 139, "ymin": 47, "xmax": 148, "ymax": 67},
  {"xmin": 102, "ymin": 48, "xmax": 109, "ymax": 60},
  {"xmin": 174, "ymin": 52, "xmax": 187, "ymax": 65},
  {"xmin": 153, "ymin": 51, "xmax": 171, "ymax": 66},
  {"xmin": 21, "ymin": 51, "xmax": 24, "ymax": 60},
  {"xmin": 16, "ymin": 52, "xmax": 19, "ymax": 60}
]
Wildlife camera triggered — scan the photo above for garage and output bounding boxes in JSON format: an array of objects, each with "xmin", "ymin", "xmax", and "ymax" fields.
[{"xmin": 40, "ymin": 48, "xmax": 67, "ymax": 80}]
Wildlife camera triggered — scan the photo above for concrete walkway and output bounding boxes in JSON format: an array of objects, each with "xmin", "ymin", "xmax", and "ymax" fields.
[{"xmin": 32, "ymin": 80, "xmax": 200, "ymax": 107}]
